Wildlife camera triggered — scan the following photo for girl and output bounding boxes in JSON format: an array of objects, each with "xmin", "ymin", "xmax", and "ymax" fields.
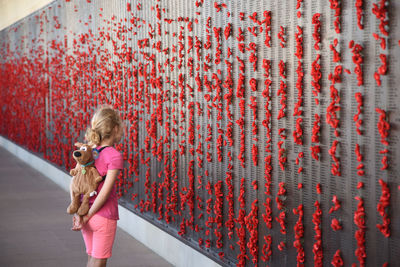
[{"xmin": 70, "ymin": 106, "xmax": 124, "ymax": 267}]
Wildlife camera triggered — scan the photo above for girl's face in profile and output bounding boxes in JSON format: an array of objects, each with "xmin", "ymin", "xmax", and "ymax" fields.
[{"xmin": 113, "ymin": 124, "xmax": 124, "ymax": 144}]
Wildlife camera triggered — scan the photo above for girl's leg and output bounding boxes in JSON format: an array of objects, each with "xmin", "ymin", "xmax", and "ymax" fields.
[
  {"xmin": 86, "ymin": 255, "xmax": 92, "ymax": 267},
  {"xmin": 81, "ymin": 223, "xmax": 94, "ymax": 264},
  {"xmin": 90, "ymin": 257, "xmax": 107, "ymax": 267}
]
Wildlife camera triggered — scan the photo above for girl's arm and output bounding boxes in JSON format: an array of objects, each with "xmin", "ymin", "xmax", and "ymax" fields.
[
  {"xmin": 69, "ymin": 179, "xmax": 74, "ymax": 201},
  {"xmin": 84, "ymin": 169, "xmax": 120, "ymax": 221}
]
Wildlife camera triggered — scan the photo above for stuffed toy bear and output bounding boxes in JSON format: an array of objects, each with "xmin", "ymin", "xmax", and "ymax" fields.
[{"xmin": 67, "ymin": 142, "xmax": 102, "ymax": 216}]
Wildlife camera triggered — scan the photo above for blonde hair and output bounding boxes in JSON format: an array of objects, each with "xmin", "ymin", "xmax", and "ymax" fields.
[{"xmin": 85, "ymin": 106, "xmax": 123, "ymax": 146}]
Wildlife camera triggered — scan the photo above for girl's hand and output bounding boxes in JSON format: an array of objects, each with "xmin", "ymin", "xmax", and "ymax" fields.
[
  {"xmin": 82, "ymin": 215, "xmax": 91, "ymax": 225},
  {"xmin": 71, "ymin": 214, "xmax": 83, "ymax": 231}
]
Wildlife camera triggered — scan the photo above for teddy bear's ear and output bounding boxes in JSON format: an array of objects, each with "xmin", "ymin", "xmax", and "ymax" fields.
[{"xmin": 74, "ymin": 142, "xmax": 84, "ymax": 148}]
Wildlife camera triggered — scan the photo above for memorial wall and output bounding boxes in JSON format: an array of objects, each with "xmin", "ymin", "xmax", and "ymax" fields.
[{"xmin": 1, "ymin": 0, "xmax": 400, "ymax": 266}]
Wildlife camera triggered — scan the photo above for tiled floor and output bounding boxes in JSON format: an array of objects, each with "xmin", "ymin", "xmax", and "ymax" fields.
[{"xmin": 0, "ymin": 147, "xmax": 173, "ymax": 267}]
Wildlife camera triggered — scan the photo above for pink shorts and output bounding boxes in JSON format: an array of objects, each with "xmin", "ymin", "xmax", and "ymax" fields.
[{"xmin": 81, "ymin": 214, "xmax": 117, "ymax": 259}]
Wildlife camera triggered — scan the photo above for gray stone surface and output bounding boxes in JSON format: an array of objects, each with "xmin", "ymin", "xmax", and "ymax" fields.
[{"xmin": 0, "ymin": 147, "xmax": 173, "ymax": 267}]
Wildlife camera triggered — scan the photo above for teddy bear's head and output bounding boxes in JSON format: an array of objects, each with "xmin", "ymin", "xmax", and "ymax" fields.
[{"xmin": 72, "ymin": 142, "xmax": 95, "ymax": 166}]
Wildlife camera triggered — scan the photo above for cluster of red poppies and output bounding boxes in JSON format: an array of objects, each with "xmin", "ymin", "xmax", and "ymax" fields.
[
  {"xmin": 276, "ymin": 61, "xmax": 287, "ymax": 118},
  {"xmin": 329, "ymin": 0, "xmax": 341, "ymax": 33},
  {"xmin": 204, "ymin": 180, "xmax": 213, "ymax": 248},
  {"xmin": 296, "ymin": 0, "xmax": 303, "ymax": 18},
  {"xmin": 375, "ymin": 53, "xmax": 388, "ymax": 88},
  {"xmin": 213, "ymin": 27, "xmax": 222, "ymax": 66},
  {"xmin": 223, "ymin": 60, "xmax": 234, "ymax": 146},
  {"xmin": 263, "ymin": 11, "xmax": 272, "ymax": 47},
  {"xmin": 310, "ymin": 14, "xmax": 322, "ymax": 163},
  {"xmin": 326, "ymin": 22, "xmax": 344, "ymax": 176},
  {"xmin": 225, "ymin": 172, "xmax": 234, "ymax": 240},
  {"xmin": 326, "ymin": 65, "xmax": 342, "ymax": 137},
  {"xmin": 235, "ymin": 178, "xmax": 247, "ymax": 266},
  {"xmin": 355, "ymin": 0, "xmax": 364, "ymax": 30},
  {"xmin": 161, "ymin": 155, "xmax": 172, "ymax": 223},
  {"xmin": 353, "ymin": 93, "xmax": 363, "ymax": 136},
  {"xmin": 276, "ymin": 182, "xmax": 287, "ymax": 245},
  {"xmin": 213, "ymin": 180, "xmax": 223, "ymax": 249},
  {"xmin": 293, "ymin": 118, "xmax": 303, "ymax": 147},
  {"xmin": 261, "ymin": 234, "xmax": 272, "ymax": 262},
  {"xmin": 247, "ymin": 27, "xmax": 258, "ymax": 38},
  {"xmin": 353, "ymin": 92, "xmax": 365, "ymax": 180},
  {"xmin": 249, "ymin": 94, "xmax": 259, "ymax": 166},
  {"xmin": 354, "ymin": 144, "xmax": 365, "ymax": 176},
  {"xmin": 236, "ymin": 28, "xmax": 246, "ymax": 169},
  {"xmin": 312, "ymin": 200, "xmax": 323, "ymax": 266},
  {"xmin": 372, "ymin": 34, "xmax": 385, "ymax": 53},
  {"xmin": 329, "ymin": 195, "xmax": 342, "ymax": 231},
  {"xmin": 277, "ymin": 26, "xmax": 286, "ymax": 48},
  {"xmin": 372, "ymin": 0, "xmax": 389, "ymax": 86},
  {"xmin": 354, "ymin": 196, "xmax": 366, "ymax": 266},
  {"xmin": 329, "ymin": 39, "xmax": 341, "ymax": 63},
  {"xmin": 328, "ymin": 140, "xmax": 340, "ymax": 176},
  {"xmin": 310, "ymin": 114, "xmax": 321, "ymax": 161},
  {"xmin": 139, "ymin": 168, "xmax": 151, "ymax": 212},
  {"xmin": 293, "ymin": 204, "xmax": 304, "ymax": 266},
  {"xmin": 277, "ymin": 140, "xmax": 286, "ymax": 171},
  {"xmin": 372, "ymin": 0, "xmax": 389, "ymax": 37},
  {"xmin": 377, "ymin": 179, "xmax": 391, "ymax": 237},
  {"xmin": 170, "ymin": 150, "xmax": 179, "ymax": 217},
  {"xmin": 349, "ymin": 41, "xmax": 364, "ymax": 86},
  {"xmin": 245, "ymin": 199, "xmax": 259, "ymax": 265},
  {"xmin": 312, "ymin": 14, "xmax": 321, "ymax": 50},
  {"xmin": 187, "ymin": 161, "xmax": 196, "ymax": 229},
  {"xmin": 261, "ymin": 55, "xmax": 273, "ymax": 263},
  {"xmin": 376, "ymin": 108, "xmax": 389, "ymax": 170},
  {"xmin": 293, "ymin": 26, "xmax": 304, "ymax": 154},
  {"xmin": 247, "ymin": 43, "xmax": 258, "ymax": 72},
  {"xmin": 213, "ymin": 2, "xmax": 227, "ymax": 13}
]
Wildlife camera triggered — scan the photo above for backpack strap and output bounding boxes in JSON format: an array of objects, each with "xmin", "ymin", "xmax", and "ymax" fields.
[
  {"xmin": 97, "ymin": 146, "xmax": 109, "ymax": 153},
  {"xmin": 97, "ymin": 146, "xmax": 109, "ymax": 182}
]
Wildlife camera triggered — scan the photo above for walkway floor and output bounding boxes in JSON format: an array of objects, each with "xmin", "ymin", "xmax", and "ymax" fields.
[{"xmin": 0, "ymin": 147, "xmax": 173, "ymax": 267}]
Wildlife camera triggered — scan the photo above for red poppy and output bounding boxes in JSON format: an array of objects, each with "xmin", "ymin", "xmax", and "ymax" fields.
[
  {"xmin": 331, "ymin": 218, "xmax": 342, "ymax": 231},
  {"xmin": 331, "ymin": 250, "xmax": 344, "ymax": 267}
]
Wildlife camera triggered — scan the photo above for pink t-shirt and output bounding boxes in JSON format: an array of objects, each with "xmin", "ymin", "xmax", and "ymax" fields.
[{"xmin": 88, "ymin": 146, "xmax": 123, "ymax": 220}]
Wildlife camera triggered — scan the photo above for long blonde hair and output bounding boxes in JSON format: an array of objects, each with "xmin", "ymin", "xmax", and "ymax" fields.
[{"xmin": 85, "ymin": 106, "xmax": 123, "ymax": 146}]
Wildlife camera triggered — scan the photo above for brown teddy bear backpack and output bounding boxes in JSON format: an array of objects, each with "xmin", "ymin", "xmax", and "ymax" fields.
[{"xmin": 67, "ymin": 142, "xmax": 105, "ymax": 216}]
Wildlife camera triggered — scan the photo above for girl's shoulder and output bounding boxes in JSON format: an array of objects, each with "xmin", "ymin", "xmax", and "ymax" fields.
[
  {"xmin": 99, "ymin": 146, "xmax": 123, "ymax": 170},
  {"xmin": 102, "ymin": 146, "xmax": 122, "ymax": 157}
]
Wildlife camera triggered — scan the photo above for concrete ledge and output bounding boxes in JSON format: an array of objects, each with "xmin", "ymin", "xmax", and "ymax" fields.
[{"xmin": 0, "ymin": 135, "xmax": 221, "ymax": 267}]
